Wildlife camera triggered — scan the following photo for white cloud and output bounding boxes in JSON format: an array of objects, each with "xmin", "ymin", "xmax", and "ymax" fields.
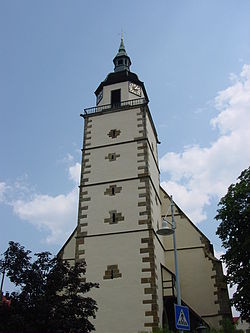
[
  {"xmin": 161, "ymin": 180, "xmax": 209, "ymax": 222},
  {"xmin": 69, "ymin": 163, "xmax": 81, "ymax": 184},
  {"xmin": 160, "ymin": 64, "xmax": 250, "ymax": 224},
  {"xmin": 0, "ymin": 182, "xmax": 7, "ymax": 202},
  {"xmin": 4, "ymin": 162, "xmax": 81, "ymax": 245},
  {"xmin": 214, "ymin": 250, "xmax": 226, "ymax": 270},
  {"xmin": 13, "ymin": 188, "xmax": 78, "ymax": 244}
]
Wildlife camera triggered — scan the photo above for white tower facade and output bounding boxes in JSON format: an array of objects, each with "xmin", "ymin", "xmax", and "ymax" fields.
[{"xmin": 75, "ymin": 39, "xmax": 163, "ymax": 333}]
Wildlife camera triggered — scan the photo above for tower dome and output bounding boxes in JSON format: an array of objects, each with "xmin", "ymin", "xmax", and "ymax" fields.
[{"xmin": 113, "ymin": 36, "xmax": 131, "ymax": 72}]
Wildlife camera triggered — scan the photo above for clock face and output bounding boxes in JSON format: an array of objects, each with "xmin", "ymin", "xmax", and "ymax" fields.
[
  {"xmin": 129, "ymin": 82, "xmax": 141, "ymax": 97},
  {"xmin": 97, "ymin": 90, "xmax": 103, "ymax": 104}
]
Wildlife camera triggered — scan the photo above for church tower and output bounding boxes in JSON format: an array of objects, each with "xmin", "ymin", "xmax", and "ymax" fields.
[
  {"xmin": 75, "ymin": 37, "xmax": 163, "ymax": 332},
  {"xmin": 60, "ymin": 38, "xmax": 232, "ymax": 333}
]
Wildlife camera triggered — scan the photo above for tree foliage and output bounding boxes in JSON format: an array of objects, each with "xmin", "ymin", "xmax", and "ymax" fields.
[
  {"xmin": 216, "ymin": 167, "xmax": 250, "ymax": 320},
  {"xmin": 0, "ymin": 241, "xmax": 99, "ymax": 333}
]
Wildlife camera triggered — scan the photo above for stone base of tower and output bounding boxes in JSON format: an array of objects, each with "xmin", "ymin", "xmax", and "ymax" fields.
[
  {"xmin": 60, "ymin": 229, "xmax": 164, "ymax": 333},
  {"xmin": 79, "ymin": 230, "xmax": 161, "ymax": 333}
]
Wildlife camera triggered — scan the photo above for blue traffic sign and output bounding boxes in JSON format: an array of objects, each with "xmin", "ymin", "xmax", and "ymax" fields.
[{"xmin": 174, "ymin": 304, "xmax": 190, "ymax": 331}]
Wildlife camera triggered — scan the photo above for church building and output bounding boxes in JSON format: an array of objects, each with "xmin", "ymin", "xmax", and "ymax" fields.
[{"xmin": 60, "ymin": 38, "xmax": 231, "ymax": 333}]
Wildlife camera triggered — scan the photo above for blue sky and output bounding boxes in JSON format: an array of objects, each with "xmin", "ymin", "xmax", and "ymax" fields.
[{"xmin": 0, "ymin": 1, "xmax": 250, "ymax": 306}]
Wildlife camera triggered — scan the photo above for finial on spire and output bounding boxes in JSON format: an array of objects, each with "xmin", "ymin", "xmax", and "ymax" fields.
[{"xmin": 119, "ymin": 31, "xmax": 125, "ymax": 51}]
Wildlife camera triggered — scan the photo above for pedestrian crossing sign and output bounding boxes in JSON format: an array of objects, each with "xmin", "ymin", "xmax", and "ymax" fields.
[{"xmin": 174, "ymin": 304, "xmax": 190, "ymax": 331}]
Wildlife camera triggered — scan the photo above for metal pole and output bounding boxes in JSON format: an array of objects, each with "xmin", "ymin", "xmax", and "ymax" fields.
[{"xmin": 170, "ymin": 195, "xmax": 183, "ymax": 333}]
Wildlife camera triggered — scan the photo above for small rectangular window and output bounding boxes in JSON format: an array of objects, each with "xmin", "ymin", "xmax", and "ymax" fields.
[
  {"xmin": 112, "ymin": 213, "xmax": 116, "ymax": 223},
  {"xmin": 111, "ymin": 89, "xmax": 121, "ymax": 108},
  {"xmin": 111, "ymin": 187, "xmax": 115, "ymax": 195}
]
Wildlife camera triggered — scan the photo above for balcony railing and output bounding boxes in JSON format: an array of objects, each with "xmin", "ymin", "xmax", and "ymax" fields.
[{"xmin": 84, "ymin": 97, "xmax": 147, "ymax": 115}]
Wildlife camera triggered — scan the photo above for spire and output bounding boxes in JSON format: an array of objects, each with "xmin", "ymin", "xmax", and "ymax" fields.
[
  {"xmin": 116, "ymin": 33, "xmax": 126, "ymax": 57},
  {"xmin": 113, "ymin": 35, "xmax": 131, "ymax": 72}
]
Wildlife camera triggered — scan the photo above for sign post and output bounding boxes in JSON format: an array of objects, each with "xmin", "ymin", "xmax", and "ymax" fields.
[{"xmin": 175, "ymin": 304, "xmax": 190, "ymax": 331}]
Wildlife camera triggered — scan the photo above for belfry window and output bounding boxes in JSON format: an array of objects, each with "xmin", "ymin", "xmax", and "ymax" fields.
[{"xmin": 111, "ymin": 89, "xmax": 121, "ymax": 108}]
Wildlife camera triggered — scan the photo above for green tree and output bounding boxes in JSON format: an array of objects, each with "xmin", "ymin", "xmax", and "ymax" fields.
[
  {"xmin": 0, "ymin": 241, "xmax": 99, "ymax": 333},
  {"xmin": 215, "ymin": 167, "xmax": 250, "ymax": 320}
]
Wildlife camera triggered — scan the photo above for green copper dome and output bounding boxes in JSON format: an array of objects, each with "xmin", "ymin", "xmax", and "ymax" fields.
[{"xmin": 113, "ymin": 36, "xmax": 131, "ymax": 72}]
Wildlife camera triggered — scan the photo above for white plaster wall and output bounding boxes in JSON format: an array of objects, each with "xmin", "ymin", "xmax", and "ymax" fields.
[
  {"xmin": 207, "ymin": 316, "xmax": 224, "ymax": 330},
  {"xmin": 146, "ymin": 112, "xmax": 158, "ymax": 162},
  {"xmin": 145, "ymin": 111, "xmax": 159, "ymax": 188},
  {"xmin": 154, "ymin": 235, "xmax": 166, "ymax": 328},
  {"xmin": 61, "ymin": 230, "xmax": 76, "ymax": 260},
  {"xmin": 80, "ymin": 179, "xmax": 147, "ymax": 235},
  {"xmin": 165, "ymin": 248, "xmax": 219, "ymax": 315},
  {"xmin": 85, "ymin": 230, "xmax": 152, "ymax": 333},
  {"xmin": 159, "ymin": 191, "xmax": 202, "ymax": 249},
  {"xmin": 144, "ymin": 111, "xmax": 161, "ymax": 232},
  {"xmin": 86, "ymin": 142, "xmax": 139, "ymax": 184},
  {"xmin": 87, "ymin": 108, "xmax": 140, "ymax": 148},
  {"xmin": 165, "ymin": 215, "xmax": 204, "ymax": 250},
  {"xmin": 160, "ymin": 188, "xmax": 221, "ymax": 328},
  {"xmin": 77, "ymin": 80, "xmax": 163, "ymax": 332},
  {"xmin": 149, "ymin": 182, "xmax": 161, "ymax": 232},
  {"xmin": 148, "ymin": 146, "xmax": 160, "ymax": 195}
]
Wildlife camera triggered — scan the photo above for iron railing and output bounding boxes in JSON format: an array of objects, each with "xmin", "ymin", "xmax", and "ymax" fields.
[
  {"xmin": 162, "ymin": 275, "xmax": 176, "ymax": 297},
  {"xmin": 84, "ymin": 97, "xmax": 147, "ymax": 115}
]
